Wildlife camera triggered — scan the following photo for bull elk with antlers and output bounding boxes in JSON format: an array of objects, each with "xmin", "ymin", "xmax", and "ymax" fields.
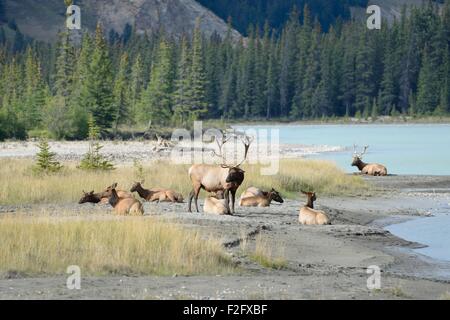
[
  {"xmin": 352, "ymin": 145, "xmax": 388, "ymax": 176},
  {"xmin": 188, "ymin": 132, "xmax": 253, "ymax": 214}
]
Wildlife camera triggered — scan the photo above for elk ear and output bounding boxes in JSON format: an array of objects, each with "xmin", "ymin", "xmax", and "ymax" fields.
[
  {"xmin": 301, "ymin": 190, "xmax": 307, "ymax": 195},
  {"xmin": 140, "ymin": 180, "xmax": 145, "ymax": 185},
  {"xmin": 89, "ymin": 191, "xmax": 94, "ymax": 195},
  {"xmin": 111, "ymin": 183, "xmax": 118, "ymax": 189}
]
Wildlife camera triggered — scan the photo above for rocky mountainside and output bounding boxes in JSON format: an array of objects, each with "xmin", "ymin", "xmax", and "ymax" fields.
[{"xmin": 1, "ymin": 0, "xmax": 241, "ymax": 42}]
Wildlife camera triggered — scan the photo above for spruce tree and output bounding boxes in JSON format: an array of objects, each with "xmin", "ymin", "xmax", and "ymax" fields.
[
  {"xmin": 379, "ymin": 44, "xmax": 398, "ymax": 114},
  {"xmin": 417, "ymin": 48, "xmax": 440, "ymax": 114},
  {"xmin": 33, "ymin": 139, "xmax": 63, "ymax": 174},
  {"xmin": 128, "ymin": 54, "xmax": 144, "ymax": 123},
  {"xmin": 138, "ymin": 38, "xmax": 173, "ymax": 125},
  {"xmin": 113, "ymin": 53, "xmax": 130, "ymax": 132},
  {"xmin": 185, "ymin": 18, "xmax": 208, "ymax": 121},
  {"xmin": 173, "ymin": 37, "xmax": 192, "ymax": 126},
  {"xmin": 78, "ymin": 116, "xmax": 115, "ymax": 171},
  {"xmin": 355, "ymin": 29, "xmax": 376, "ymax": 114},
  {"xmin": 79, "ymin": 23, "xmax": 114, "ymax": 132}
]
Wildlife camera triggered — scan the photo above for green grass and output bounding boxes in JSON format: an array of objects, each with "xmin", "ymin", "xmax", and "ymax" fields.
[{"xmin": 247, "ymin": 234, "xmax": 288, "ymax": 270}]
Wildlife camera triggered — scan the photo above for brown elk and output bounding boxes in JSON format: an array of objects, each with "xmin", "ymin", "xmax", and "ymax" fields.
[
  {"xmin": 130, "ymin": 181, "xmax": 184, "ymax": 203},
  {"xmin": 299, "ymin": 191, "xmax": 330, "ymax": 225},
  {"xmin": 108, "ymin": 183, "xmax": 144, "ymax": 216},
  {"xmin": 79, "ymin": 185, "xmax": 134, "ymax": 205},
  {"xmin": 203, "ymin": 191, "xmax": 228, "ymax": 215},
  {"xmin": 188, "ymin": 132, "xmax": 253, "ymax": 214},
  {"xmin": 239, "ymin": 188, "xmax": 284, "ymax": 207},
  {"xmin": 352, "ymin": 145, "xmax": 387, "ymax": 176}
]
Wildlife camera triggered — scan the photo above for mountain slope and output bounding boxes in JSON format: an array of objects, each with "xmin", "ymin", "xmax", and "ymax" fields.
[
  {"xmin": 1, "ymin": 0, "xmax": 241, "ymax": 42},
  {"xmin": 351, "ymin": 0, "xmax": 444, "ymax": 23},
  {"xmin": 197, "ymin": 0, "xmax": 369, "ymax": 33}
]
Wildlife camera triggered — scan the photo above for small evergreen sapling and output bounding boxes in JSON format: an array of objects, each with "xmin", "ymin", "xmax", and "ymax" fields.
[
  {"xmin": 33, "ymin": 139, "xmax": 62, "ymax": 174},
  {"xmin": 78, "ymin": 116, "xmax": 115, "ymax": 171}
]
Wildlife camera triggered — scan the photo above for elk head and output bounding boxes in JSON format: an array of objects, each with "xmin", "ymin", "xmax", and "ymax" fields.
[
  {"xmin": 79, "ymin": 190, "xmax": 99, "ymax": 204},
  {"xmin": 301, "ymin": 190, "xmax": 316, "ymax": 202},
  {"xmin": 102, "ymin": 183, "xmax": 119, "ymax": 197},
  {"xmin": 211, "ymin": 131, "xmax": 253, "ymax": 184},
  {"xmin": 352, "ymin": 144, "xmax": 368, "ymax": 167},
  {"xmin": 269, "ymin": 188, "xmax": 284, "ymax": 203},
  {"xmin": 130, "ymin": 180, "xmax": 144, "ymax": 193}
]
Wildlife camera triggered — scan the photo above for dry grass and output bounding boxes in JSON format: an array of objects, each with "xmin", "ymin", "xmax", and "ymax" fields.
[
  {"xmin": 242, "ymin": 159, "xmax": 369, "ymax": 198},
  {"xmin": 248, "ymin": 234, "xmax": 287, "ymax": 270},
  {"xmin": 439, "ymin": 292, "xmax": 450, "ymax": 300},
  {"xmin": 0, "ymin": 215, "xmax": 235, "ymax": 278},
  {"xmin": 0, "ymin": 158, "xmax": 368, "ymax": 205}
]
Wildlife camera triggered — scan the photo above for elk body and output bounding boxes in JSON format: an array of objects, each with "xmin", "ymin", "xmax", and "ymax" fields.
[
  {"xmin": 79, "ymin": 186, "xmax": 133, "ymax": 205},
  {"xmin": 239, "ymin": 188, "xmax": 284, "ymax": 207},
  {"xmin": 203, "ymin": 191, "xmax": 228, "ymax": 215},
  {"xmin": 188, "ymin": 133, "xmax": 252, "ymax": 214},
  {"xmin": 109, "ymin": 184, "xmax": 144, "ymax": 216},
  {"xmin": 352, "ymin": 145, "xmax": 387, "ymax": 176},
  {"xmin": 298, "ymin": 191, "xmax": 330, "ymax": 225},
  {"xmin": 130, "ymin": 181, "xmax": 184, "ymax": 203},
  {"xmin": 240, "ymin": 187, "xmax": 264, "ymax": 199}
]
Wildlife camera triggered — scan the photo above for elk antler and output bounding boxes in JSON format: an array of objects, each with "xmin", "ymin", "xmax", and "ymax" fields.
[
  {"xmin": 360, "ymin": 145, "xmax": 369, "ymax": 157},
  {"xmin": 236, "ymin": 134, "xmax": 254, "ymax": 167},
  {"xmin": 353, "ymin": 144, "xmax": 369, "ymax": 158},
  {"xmin": 211, "ymin": 131, "xmax": 232, "ymax": 165}
]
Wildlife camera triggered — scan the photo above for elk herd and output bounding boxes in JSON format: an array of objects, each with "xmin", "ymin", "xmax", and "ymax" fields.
[{"xmin": 78, "ymin": 132, "xmax": 388, "ymax": 226}]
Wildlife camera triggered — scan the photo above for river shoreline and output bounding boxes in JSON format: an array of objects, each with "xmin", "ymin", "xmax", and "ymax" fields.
[{"xmin": 1, "ymin": 175, "xmax": 450, "ymax": 299}]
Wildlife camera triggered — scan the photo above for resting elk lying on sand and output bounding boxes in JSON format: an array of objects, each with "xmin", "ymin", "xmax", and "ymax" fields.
[
  {"xmin": 203, "ymin": 191, "xmax": 228, "ymax": 215},
  {"xmin": 109, "ymin": 183, "xmax": 144, "ymax": 216},
  {"xmin": 130, "ymin": 181, "xmax": 184, "ymax": 203},
  {"xmin": 352, "ymin": 145, "xmax": 388, "ymax": 176},
  {"xmin": 239, "ymin": 188, "xmax": 284, "ymax": 207},
  {"xmin": 299, "ymin": 191, "xmax": 330, "ymax": 225},
  {"xmin": 188, "ymin": 132, "xmax": 253, "ymax": 214},
  {"xmin": 78, "ymin": 185, "xmax": 133, "ymax": 205}
]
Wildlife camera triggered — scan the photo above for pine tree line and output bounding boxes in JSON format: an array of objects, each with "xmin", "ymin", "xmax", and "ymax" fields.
[{"xmin": 0, "ymin": 2, "xmax": 449, "ymax": 141}]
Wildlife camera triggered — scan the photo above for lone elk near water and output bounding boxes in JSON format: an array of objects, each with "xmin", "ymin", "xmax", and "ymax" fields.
[{"xmin": 352, "ymin": 145, "xmax": 388, "ymax": 176}]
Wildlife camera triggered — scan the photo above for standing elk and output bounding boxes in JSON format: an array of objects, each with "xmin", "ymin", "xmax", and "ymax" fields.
[
  {"xmin": 188, "ymin": 132, "xmax": 253, "ymax": 214},
  {"xmin": 352, "ymin": 145, "xmax": 387, "ymax": 176},
  {"xmin": 239, "ymin": 188, "xmax": 284, "ymax": 207},
  {"xmin": 130, "ymin": 181, "xmax": 184, "ymax": 203},
  {"xmin": 299, "ymin": 191, "xmax": 330, "ymax": 225},
  {"xmin": 108, "ymin": 183, "xmax": 144, "ymax": 216}
]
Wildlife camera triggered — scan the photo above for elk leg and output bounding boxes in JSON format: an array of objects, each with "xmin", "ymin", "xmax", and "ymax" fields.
[
  {"xmin": 188, "ymin": 189, "xmax": 195, "ymax": 212},
  {"xmin": 194, "ymin": 189, "xmax": 200, "ymax": 213},
  {"xmin": 230, "ymin": 189, "xmax": 236, "ymax": 214},
  {"xmin": 224, "ymin": 189, "xmax": 231, "ymax": 215}
]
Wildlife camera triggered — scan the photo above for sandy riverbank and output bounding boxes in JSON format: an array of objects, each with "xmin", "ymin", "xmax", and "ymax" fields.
[
  {"xmin": 0, "ymin": 140, "xmax": 344, "ymax": 163},
  {"xmin": 1, "ymin": 175, "xmax": 449, "ymax": 299}
]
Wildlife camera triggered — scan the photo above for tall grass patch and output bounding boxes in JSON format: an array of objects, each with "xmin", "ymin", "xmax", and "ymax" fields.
[
  {"xmin": 0, "ymin": 158, "xmax": 368, "ymax": 205},
  {"xmin": 0, "ymin": 215, "xmax": 235, "ymax": 277}
]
